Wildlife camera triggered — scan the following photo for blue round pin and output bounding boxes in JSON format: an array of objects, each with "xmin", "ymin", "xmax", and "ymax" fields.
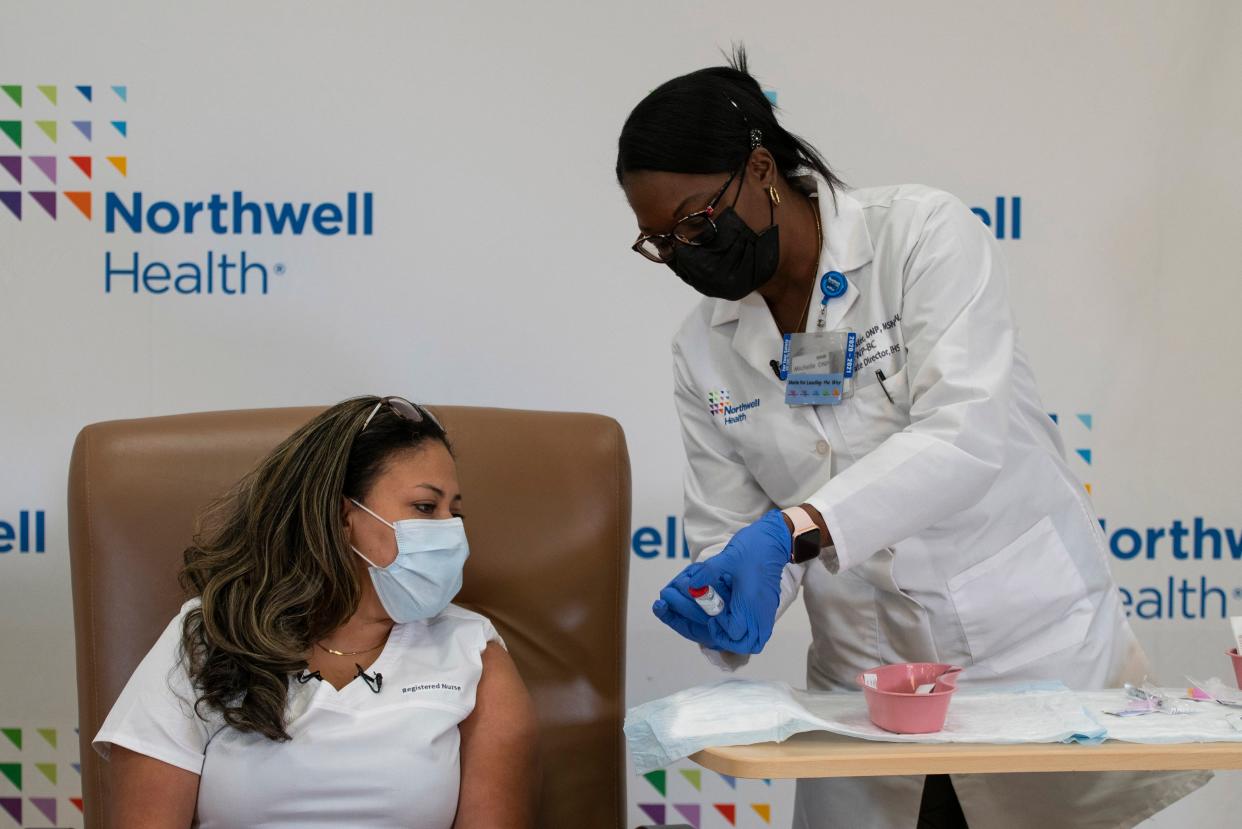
[{"xmin": 821, "ymin": 270, "xmax": 847, "ymax": 300}]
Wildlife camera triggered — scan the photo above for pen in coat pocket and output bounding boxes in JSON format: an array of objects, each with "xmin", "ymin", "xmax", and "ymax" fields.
[{"xmin": 875, "ymin": 370, "xmax": 895, "ymax": 404}]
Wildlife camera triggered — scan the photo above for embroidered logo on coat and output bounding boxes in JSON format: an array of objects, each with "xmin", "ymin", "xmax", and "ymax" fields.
[{"xmin": 707, "ymin": 388, "xmax": 760, "ymax": 425}]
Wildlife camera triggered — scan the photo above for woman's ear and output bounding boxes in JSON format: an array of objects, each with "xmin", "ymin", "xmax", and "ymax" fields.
[
  {"xmin": 341, "ymin": 497, "xmax": 357, "ymax": 538},
  {"xmin": 748, "ymin": 147, "xmax": 778, "ymax": 187}
]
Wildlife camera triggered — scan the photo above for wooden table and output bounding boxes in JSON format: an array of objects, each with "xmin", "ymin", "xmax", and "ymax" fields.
[{"xmin": 691, "ymin": 732, "xmax": 1242, "ymax": 779}]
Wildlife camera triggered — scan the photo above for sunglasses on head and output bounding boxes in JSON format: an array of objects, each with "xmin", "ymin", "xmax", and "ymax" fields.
[{"xmin": 360, "ymin": 396, "xmax": 443, "ymax": 434}]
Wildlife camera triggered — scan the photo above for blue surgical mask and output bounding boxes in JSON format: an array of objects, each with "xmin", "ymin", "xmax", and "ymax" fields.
[{"xmin": 349, "ymin": 499, "xmax": 469, "ymax": 623}]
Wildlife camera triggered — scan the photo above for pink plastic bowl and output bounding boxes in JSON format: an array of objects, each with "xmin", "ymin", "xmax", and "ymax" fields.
[
  {"xmin": 856, "ymin": 663, "xmax": 963, "ymax": 734},
  {"xmin": 1230, "ymin": 649, "xmax": 1242, "ymax": 690}
]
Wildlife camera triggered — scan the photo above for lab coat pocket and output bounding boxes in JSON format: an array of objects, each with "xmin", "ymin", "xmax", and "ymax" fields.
[
  {"xmin": 947, "ymin": 516, "xmax": 1094, "ymax": 675},
  {"xmin": 839, "ymin": 364, "xmax": 911, "ymax": 457}
]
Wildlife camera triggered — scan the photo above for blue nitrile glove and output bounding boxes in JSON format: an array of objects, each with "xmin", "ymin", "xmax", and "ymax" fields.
[{"xmin": 652, "ymin": 510, "xmax": 792, "ymax": 654}]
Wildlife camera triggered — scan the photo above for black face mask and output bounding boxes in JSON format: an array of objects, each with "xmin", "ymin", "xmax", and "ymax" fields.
[{"xmin": 668, "ymin": 181, "xmax": 779, "ymax": 301}]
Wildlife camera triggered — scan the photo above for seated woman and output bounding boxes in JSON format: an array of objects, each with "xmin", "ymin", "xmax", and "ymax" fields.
[{"xmin": 94, "ymin": 396, "xmax": 540, "ymax": 828}]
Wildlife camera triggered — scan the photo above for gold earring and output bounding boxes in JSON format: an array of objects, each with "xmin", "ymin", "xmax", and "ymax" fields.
[{"xmin": 768, "ymin": 185, "xmax": 781, "ymax": 206}]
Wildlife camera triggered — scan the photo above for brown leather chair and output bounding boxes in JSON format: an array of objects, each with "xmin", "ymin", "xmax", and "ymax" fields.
[{"xmin": 68, "ymin": 405, "xmax": 631, "ymax": 829}]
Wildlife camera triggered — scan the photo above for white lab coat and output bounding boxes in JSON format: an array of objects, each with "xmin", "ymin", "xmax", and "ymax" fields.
[{"xmin": 672, "ymin": 176, "xmax": 1209, "ymax": 828}]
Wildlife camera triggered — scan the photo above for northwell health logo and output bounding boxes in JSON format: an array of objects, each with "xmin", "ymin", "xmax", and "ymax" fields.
[
  {"xmin": 707, "ymin": 389, "xmax": 761, "ymax": 426},
  {"xmin": 0, "ymin": 83, "xmax": 128, "ymax": 221},
  {"xmin": 0, "ymin": 510, "xmax": 46, "ymax": 554},
  {"xmin": 1, "ymin": 83, "xmax": 374, "ymax": 297}
]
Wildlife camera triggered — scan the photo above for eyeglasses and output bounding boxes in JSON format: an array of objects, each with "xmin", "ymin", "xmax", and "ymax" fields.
[
  {"xmin": 631, "ymin": 165, "xmax": 742, "ymax": 264},
  {"xmin": 360, "ymin": 396, "xmax": 443, "ymax": 434}
]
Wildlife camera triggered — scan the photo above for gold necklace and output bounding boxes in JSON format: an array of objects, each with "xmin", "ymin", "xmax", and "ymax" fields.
[
  {"xmin": 316, "ymin": 637, "xmax": 387, "ymax": 657},
  {"xmin": 795, "ymin": 198, "xmax": 825, "ymax": 332}
]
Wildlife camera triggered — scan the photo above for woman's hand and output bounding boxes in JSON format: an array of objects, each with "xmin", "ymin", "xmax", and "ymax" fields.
[{"xmin": 652, "ymin": 510, "xmax": 791, "ymax": 654}]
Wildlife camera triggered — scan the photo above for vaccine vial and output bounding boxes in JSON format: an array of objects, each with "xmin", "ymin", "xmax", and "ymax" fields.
[{"xmin": 688, "ymin": 585, "xmax": 724, "ymax": 616}]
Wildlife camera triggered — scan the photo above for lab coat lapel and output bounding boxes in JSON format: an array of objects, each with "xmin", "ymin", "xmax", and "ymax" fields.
[
  {"xmin": 731, "ymin": 293, "xmax": 784, "ymax": 384},
  {"xmin": 813, "ymin": 184, "xmax": 874, "ymax": 331}
]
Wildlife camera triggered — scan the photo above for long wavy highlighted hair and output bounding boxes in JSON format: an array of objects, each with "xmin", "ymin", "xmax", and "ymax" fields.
[{"xmin": 178, "ymin": 396, "xmax": 450, "ymax": 740}]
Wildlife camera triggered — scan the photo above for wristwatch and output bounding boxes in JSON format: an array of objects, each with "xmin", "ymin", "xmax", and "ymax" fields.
[{"xmin": 782, "ymin": 506, "xmax": 822, "ymax": 564}]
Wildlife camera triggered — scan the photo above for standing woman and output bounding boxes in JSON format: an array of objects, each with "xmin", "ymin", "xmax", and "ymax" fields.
[{"xmin": 616, "ymin": 50, "xmax": 1207, "ymax": 828}]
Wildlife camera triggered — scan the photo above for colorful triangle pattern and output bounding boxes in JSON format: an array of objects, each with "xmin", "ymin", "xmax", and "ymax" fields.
[
  {"xmin": 35, "ymin": 120, "xmax": 57, "ymax": 142},
  {"xmin": 641, "ymin": 770, "xmax": 666, "ymax": 797},
  {"xmin": 107, "ymin": 155, "xmax": 127, "ymax": 176},
  {"xmin": 638, "ymin": 803, "xmax": 665, "ymax": 825},
  {"xmin": 37, "ymin": 85, "xmax": 57, "ymax": 105},
  {"xmin": 112, "ymin": 85, "xmax": 128, "ymax": 102},
  {"xmin": 0, "ymin": 192, "xmax": 20, "ymax": 219},
  {"xmin": 35, "ymin": 762, "xmax": 57, "ymax": 785},
  {"xmin": 30, "ymin": 155, "xmax": 56, "ymax": 184},
  {"xmin": 0, "ymin": 763, "xmax": 19, "ymax": 790},
  {"xmin": 1077, "ymin": 413, "xmax": 1093, "ymax": 430},
  {"xmin": 73, "ymin": 120, "xmax": 92, "ymax": 140},
  {"xmin": 1, "ymin": 86, "xmax": 20, "ymax": 107},
  {"xmin": 1076, "ymin": 449, "xmax": 1092, "ymax": 465},
  {"xmin": 70, "ymin": 797, "xmax": 84, "ymax": 813},
  {"xmin": 65, "ymin": 191, "xmax": 92, "ymax": 219},
  {"xmin": 714, "ymin": 803, "xmax": 737, "ymax": 825},
  {"xmin": 0, "ymin": 729, "xmax": 18, "ymax": 750},
  {"xmin": 752, "ymin": 802, "xmax": 772, "ymax": 823},
  {"xmin": 111, "ymin": 120, "xmax": 127, "ymax": 137},
  {"xmin": 673, "ymin": 803, "xmax": 701, "ymax": 828},
  {"xmin": 679, "ymin": 768, "xmax": 702, "ymax": 791},
  {"xmin": 0, "ymin": 798, "xmax": 20, "ymax": 824},
  {"xmin": 717, "ymin": 772, "xmax": 737, "ymax": 789},
  {"xmin": 31, "ymin": 796, "xmax": 56, "ymax": 823},
  {"xmin": 0, "ymin": 121, "xmax": 20, "ymax": 148},
  {"xmin": 0, "ymin": 156, "xmax": 20, "ymax": 184},
  {"xmin": 30, "ymin": 191, "xmax": 56, "ymax": 218},
  {"xmin": 76, "ymin": 84, "xmax": 92, "ymax": 102},
  {"xmin": 70, "ymin": 155, "xmax": 92, "ymax": 178}
]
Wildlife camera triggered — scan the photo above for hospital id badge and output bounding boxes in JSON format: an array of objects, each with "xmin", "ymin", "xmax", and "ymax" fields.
[{"xmin": 781, "ymin": 330, "xmax": 856, "ymax": 407}]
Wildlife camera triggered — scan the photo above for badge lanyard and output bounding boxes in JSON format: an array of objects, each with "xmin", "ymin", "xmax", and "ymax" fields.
[
  {"xmin": 777, "ymin": 271, "xmax": 855, "ymax": 406},
  {"xmin": 778, "ymin": 270, "xmax": 849, "ymax": 377}
]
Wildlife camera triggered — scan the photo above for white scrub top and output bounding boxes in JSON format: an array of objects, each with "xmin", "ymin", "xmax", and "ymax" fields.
[
  {"xmin": 95, "ymin": 598, "xmax": 502, "ymax": 829},
  {"xmin": 672, "ymin": 176, "xmax": 1209, "ymax": 828}
]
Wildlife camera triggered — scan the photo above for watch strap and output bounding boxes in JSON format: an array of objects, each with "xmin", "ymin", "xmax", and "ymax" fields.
[
  {"xmin": 782, "ymin": 506, "xmax": 817, "ymax": 538},
  {"xmin": 782, "ymin": 506, "xmax": 822, "ymax": 563}
]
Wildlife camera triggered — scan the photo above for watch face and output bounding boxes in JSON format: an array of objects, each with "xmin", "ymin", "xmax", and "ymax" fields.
[{"xmin": 792, "ymin": 528, "xmax": 822, "ymax": 564}]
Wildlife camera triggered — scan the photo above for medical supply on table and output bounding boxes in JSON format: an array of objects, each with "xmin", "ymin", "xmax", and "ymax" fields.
[
  {"xmin": 1185, "ymin": 675, "xmax": 1242, "ymax": 708},
  {"xmin": 1103, "ymin": 683, "xmax": 1194, "ymax": 717},
  {"xmin": 624, "ymin": 679, "xmax": 1109, "ymax": 773},
  {"xmin": 856, "ymin": 663, "xmax": 962, "ymax": 734},
  {"xmin": 1079, "ymin": 689, "xmax": 1242, "ymax": 744},
  {"xmin": 688, "ymin": 584, "xmax": 724, "ymax": 616}
]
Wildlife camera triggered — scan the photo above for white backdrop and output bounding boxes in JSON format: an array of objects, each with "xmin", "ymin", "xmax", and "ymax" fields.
[{"xmin": 2, "ymin": 2, "xmax": 1240, "ymax": 827}]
